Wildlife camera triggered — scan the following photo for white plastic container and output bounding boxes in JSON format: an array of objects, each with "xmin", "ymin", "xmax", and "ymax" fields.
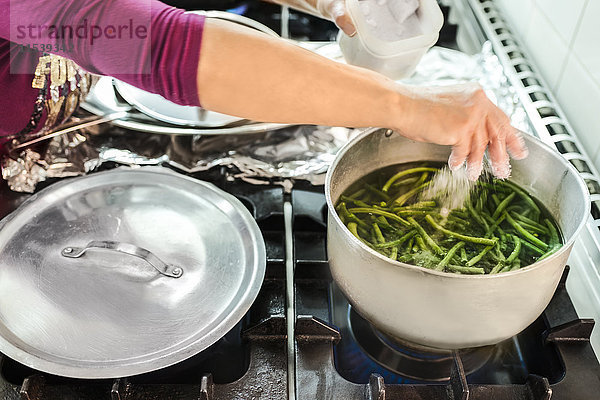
[{"xmin": 338, "ymin": 0, "xmax": 444, "ymax": 79}]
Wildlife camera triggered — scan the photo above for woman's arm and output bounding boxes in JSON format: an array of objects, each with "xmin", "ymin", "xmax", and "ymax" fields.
[
  {"xmin": 0, "ymin": 0, "xmax": 526, "ymax": 179},
  {"xmin": 0, "ymin": 0, "xmax": 204, "ymax": 107},
  {"xmin": 198, "ymin": 18, "xmax": 396, "ymax": 129},
  {"xmin": 198, "ymin": 19, "xmax": 527, "ymax": 180}
]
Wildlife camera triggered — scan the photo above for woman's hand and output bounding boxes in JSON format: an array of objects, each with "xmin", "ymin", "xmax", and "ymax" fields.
[
  {"xmin": 395, "ymin": 83, "xmax": 529, "ymax": 181},
  {"xmin": 264, "ymin": 0, "xmax": 356, "ymax": 36},
  {"xmin": 315, "ymin": 0, "xmax": 356, "ymax": 36}
]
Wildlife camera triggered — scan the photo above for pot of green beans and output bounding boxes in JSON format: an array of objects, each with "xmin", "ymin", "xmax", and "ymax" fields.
[{"xmin": 325, "ymin": 128, "xmax": 589, "ymax": 349}]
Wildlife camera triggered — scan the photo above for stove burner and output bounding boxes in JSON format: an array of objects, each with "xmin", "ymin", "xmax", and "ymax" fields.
[{"xmin": 349, "ymin": 308, "xmax": 495, "ymax": 381}]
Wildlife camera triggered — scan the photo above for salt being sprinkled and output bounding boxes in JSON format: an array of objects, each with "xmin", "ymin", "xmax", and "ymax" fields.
[{"xmin": 421, "ymin": 159, "xmax": 496, "ymax": 215}]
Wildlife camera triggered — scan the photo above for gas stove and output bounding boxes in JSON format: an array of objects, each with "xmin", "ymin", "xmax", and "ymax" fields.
[
  {"xmin": 1, "ymin": 171, "xmax": 598, "ymax": 399},
  {"xmin": 2, "ymin": 0, "xmax": 600, "ymax": 399}
]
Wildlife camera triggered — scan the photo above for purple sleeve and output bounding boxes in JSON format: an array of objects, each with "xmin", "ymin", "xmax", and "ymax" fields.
[{"xmin": 0, "ymin": 0, "xmax": 205, "ymax": 107}]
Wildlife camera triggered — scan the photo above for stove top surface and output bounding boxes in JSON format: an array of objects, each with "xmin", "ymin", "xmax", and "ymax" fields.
[{"xmin": 0, "ymin": 165, "xmax": 599, "ymax": 400}]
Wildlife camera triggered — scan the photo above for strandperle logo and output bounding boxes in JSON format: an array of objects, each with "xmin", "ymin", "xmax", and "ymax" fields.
[
  {"xmin": 9, "ymin": 0, "xmax": 153, "ymax": 74},
  {"xmin": 14, "ymin": 19, "xmax": 149, "ymax": 46}
]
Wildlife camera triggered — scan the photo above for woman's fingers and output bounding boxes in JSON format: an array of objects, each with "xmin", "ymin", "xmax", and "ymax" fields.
[
  {"xmin": 325, "ymin": 0, "xmax": 356, "ymax": 36},
  {"xmin": 505, "ymin": 128, "xmax": 529, "ymax": 160},
  {"xmin": 399, "ymin": 83, "xmax": 528, "ymax": 180},
  {"xmin": 334, "ymin": 14, "xmax": 357, "ymax": 36},
  {"xmin": 487, "ymin": 139, "xmax": 511, "ymax": 179},
  {"xmin": 465, "ymin": 126, "xmax": 488, "ymax": 181},
  {"xmin": 448, "ymin": 135, "xmax": 471, "ymax": 171},
  {"xmin": 486, "ymin": 118, "xmax": 511, "ymax": 179}
]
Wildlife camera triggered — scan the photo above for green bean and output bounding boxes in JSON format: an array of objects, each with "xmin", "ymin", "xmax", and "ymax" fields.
[
  {"xmin": 491, "ymin": 194, "xmax": 501, "ymax": 207},
  {"xmin": 348, "ymin": 222, "xmax": 372, "ymax": 248},
  {"xmin": 390, "ymin": 247, "xmax": 398, "ymax": 261},
  {"xmin": 506, "ymin": 235, "xmax": 522, "ymax": 263},
  {"xmin": 382, "ymin": 167, "xmax": 438, "ymax": 192},
  {"xmin": 391, "ymin": 176, "xmax": 420, "ymax": 188},
  {"xmin": 516, "ymin": 220, "xmax": 548, "ymax": 235},
  {"xmin": 449, "ymin": 221, "xmax": 468, "ymax": 231},
  {"xmin": 485, "ymin": 213, "xmax": 506, "ymax": 238},
  {"xmin": 397, "ymin": 254, "xmax": 412, "ymax": 263},
  {"xmin": 488, "ymin": 249, "xmax": 503, "ymax": 263},
  {"xmin": 391, "ymin": 182, "xmax": 431, "ymax": 206},
  {"xmin": 415, "ymin": 171, "xmax": 430, "ymax": 186},
  {"xmin": 538, "ymin": 245, "xmax": 560, "ymax": 261},
  {"xmin": 492, "ymin": 192, "xmax": 516, "ymax": 219},
  {"xmin": 505, "ymin": 213, "xmax": 548, "ymax": 250},
  {"xmin": 467, "ymin": 203, "xmax": 489, "ymax": 231},
  {"xmin": 348, "ymin": 207, "xmax": 410, "ymax": 226},
  {"xmin": 358, "ymin": 225, "xmax": 370, "ymax": 238},
  {"xmin": 336, "ymin": 203, "xmax": 369, "ymax": 229},
  {"xmin": 509, "ymin": 260, "xmax": 521, "ymax": 271},
  {"xmin": 337, "ymin": 164, "xmax": 561, "ymax": 276},
  {"xmin": 466, "ymin": 245, "xmax": 494, "ymax": 266},
  {"xmin": 511, "ymin": 212, "xmax": 547, "ymax": 231},
  {"xmin": 447, "ymin": 214, "xmax": 469, "ymax": 225},
  {"xmin": 497, "ymin": 262, "xmax": 511, "ymax": 273},
  {"xmin": 519, "ymin": 238, "xmax": 545, "ymax": 256},
  {"xmin": 494, "ymin": 241, "xmax": 506, "ymax": 262},
  {"xmin": 396, "ymin": 210, "xmax": 429, "ymax": 217},
  {"xmin": 476, "ymin": 189, "xmax": 489, "ymax": 212},
  {"xmin": 370, "ymin": 229, "xmax": 378, "ymax": 246},
  {"xmin": 545, "ymin": 219, "xmax": 560, "ymax": 248},
  {"xmin": 425, "ymin": 215, "xmax": 497, "ymax": 246},
  {"xmin": 450, "ymin": 210, "xmax": 469, "ymax": 219},
  {"xmin": 393, "ymin": 201, "xmax": 437, "ymax": 211},
  {"xmin": 436, "ymin": 242, "xmax": 465, "ymax": 271},
  {"xmin": 408, "ymin": 217, "xmax": 443, "ymax": 254},
  {"xmin": 373, "ymin": 223, "xmax": 385, "ymax": 244},
  {"xmin": 477, "ymin": 181, "xmax": 511, "ymax": 193},
  {"xmin": 375, "ymin": 216, "xmax": 394, "ymax": 231},
  {"xmin": 415, "ymin": 235, "xmax": 428, "ymax": 252},
  {"xmin": 375, "ymin": 230, "xmax": 416, "ymax": 249},
  {"xmin": 447, "ymin": 265, "xmax": 486, "ymax": 274},
  {"xmin": 407, "ymin": 237, "xmax": 415, "ymax": 253},
  {"xmin": 340, "ymin": 195, "xmax": 371, "ymax": 208},
  {"xmin": 347, "ymin": 188, "xmax": 366, "ymax": 199},
  {"xmin": 490, "ymin": 262, "xmax": 505, "ymax": 274},
  {"xmin": 364, "ymin": 183, "xmax": 390, "ymax": 201},
  {"xmin": 481, "ymin": 213, "xmax": 495, "ymax": 225},
  {"xmin": 497, "ymin": 180, "xmax": 541, "ymax": 215}
]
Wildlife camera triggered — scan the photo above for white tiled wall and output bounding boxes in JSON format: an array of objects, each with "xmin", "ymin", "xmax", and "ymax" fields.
[{"xmin": 494, "ymin": 0, "xmax": 600, "ymax": 169}]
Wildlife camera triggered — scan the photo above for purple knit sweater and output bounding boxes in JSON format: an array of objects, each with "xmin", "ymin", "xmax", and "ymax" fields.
[{"xmin": 0, "ymin": 0, "xmax": 205, "ymax": 137}]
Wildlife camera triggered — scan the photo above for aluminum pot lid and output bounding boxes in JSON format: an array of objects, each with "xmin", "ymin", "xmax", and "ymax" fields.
[
  {"xmin": 0, "ymin": 167, "xmax": 266, "ymax": 378},
  {"xmin": 111, "ymin": 11, "xmax": 280, "ymax": 130},
  {"xmin": 113, "ymin": 79, "xmax": 247, "ymax": 128}
]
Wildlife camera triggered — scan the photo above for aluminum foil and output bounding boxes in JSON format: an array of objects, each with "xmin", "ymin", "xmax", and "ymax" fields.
[{"xmin": 1, "ymin": 42, "xmax": 531, "ymax": 192}]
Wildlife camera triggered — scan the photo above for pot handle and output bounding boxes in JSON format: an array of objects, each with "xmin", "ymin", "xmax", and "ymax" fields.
[{"xmin": 61, "ymin": 241, "xmax": 183, "ymax": 278}]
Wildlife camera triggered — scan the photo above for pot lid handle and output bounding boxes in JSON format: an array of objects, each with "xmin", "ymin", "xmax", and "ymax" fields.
[{"xmin": 61, "ymin": 241, "xmax": 184, "ymax": 278}]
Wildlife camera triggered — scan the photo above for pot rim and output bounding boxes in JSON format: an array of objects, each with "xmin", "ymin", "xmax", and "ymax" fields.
[{"xmin": 325, "ymin": 128, "xmax": 591, "ymax": 280}]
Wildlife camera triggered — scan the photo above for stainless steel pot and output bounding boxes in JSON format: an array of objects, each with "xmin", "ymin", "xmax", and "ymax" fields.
[{"xmin": 325, "ymin": 128, "xmax": 590, "ymax": 349}]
